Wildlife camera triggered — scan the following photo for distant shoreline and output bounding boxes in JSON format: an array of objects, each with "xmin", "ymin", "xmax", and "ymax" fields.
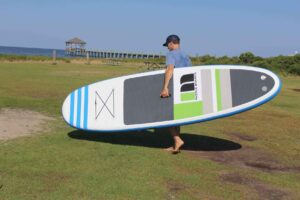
[
  {"xmin": 0, "ymin": 45, "xmax": 64, "ymax": 51},
  {"xmin": 0, "ymin": 45, "xmax": 66, "ymax": 58}
]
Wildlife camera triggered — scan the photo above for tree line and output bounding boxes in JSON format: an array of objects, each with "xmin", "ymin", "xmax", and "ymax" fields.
[
  {"xmin": 191, "ymin": 52, "xmax": 300, "ymax": 76},
  {"xmin": 1, "ymin": 52, "xmax": 299, "ymax": 75}
]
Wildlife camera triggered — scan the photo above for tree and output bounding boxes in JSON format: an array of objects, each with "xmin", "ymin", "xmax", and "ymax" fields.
[{"xmin": 239, "ymin": 52, "xmax": 255, "ymax": 64}]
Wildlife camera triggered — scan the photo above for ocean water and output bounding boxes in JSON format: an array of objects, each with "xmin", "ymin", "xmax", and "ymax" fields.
[{"xmin": 0, "ymin": 46, "xmax": 66, "ymax": 58}]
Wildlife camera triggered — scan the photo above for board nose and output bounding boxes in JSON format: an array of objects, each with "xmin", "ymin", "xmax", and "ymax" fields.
[
  {"xmin": 62, "ymin": 89, "xmax": 81, "ymax": 128},
  {"xmin": 62, "ymin": 93, "xmax": 72, "ymax": 126},
  {"xmin": 62, "ymin": 86, "xmax": 89, "ymax": 129}
]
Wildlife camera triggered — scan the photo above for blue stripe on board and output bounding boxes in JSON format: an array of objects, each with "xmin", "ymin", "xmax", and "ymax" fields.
[
  {"xmin": 83, "ymin": 86, "xmax": 89, "ymax": 129},
  {"xmin": 70, "ymin": 92, "xmax": 75, "ymax": 126},
  {"xmin": 76, "ymin": 88, "xmax": 82, "ymax": 128}
]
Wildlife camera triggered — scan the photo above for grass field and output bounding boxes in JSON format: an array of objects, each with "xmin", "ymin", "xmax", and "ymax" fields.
[{"xmin": 0, "ymin": 62, "xmax": 299, "ymax": 200}]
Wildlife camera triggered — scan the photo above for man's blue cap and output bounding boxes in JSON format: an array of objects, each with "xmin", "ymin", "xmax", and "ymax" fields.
[{"xmin": 163, "ymin": 35, "xmax": 180, "ymax": 46}]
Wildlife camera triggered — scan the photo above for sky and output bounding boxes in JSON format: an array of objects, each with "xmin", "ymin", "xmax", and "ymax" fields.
[{"xmin": 0, "ymin": 0, "xmax": 299, "ymax": 57}]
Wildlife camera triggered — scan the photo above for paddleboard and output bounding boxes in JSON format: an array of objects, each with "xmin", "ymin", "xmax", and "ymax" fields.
[{"xmin": 62, "ymin": 65, "xmax": 281, "ymax": 132}]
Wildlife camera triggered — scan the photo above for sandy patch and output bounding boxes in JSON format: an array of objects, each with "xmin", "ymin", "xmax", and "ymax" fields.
[
  {"xmin": 292, "ymin": 88, "xmax": 300, "ymax": 92},
  {"xmin": 166, "ymin": 181, "xmax": 188, "ymax": 200},
  {"xmin": 188, "ymin": 146, "xmax": 300, "ymax": 173},
  {"xmin": 220, "ymin": 173, "xmax": 289, "ymax": 200},
  {"xmin": 0, "ymin": 108, "xmax": 53, "ymax": 141},
  {"xmin": 226, "ymin": 132, "xmax": 258, "ymax": 142}
]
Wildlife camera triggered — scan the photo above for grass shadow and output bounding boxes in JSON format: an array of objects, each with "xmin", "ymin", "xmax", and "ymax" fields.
[{"xmin": 68, "ymin": 129, "xmax": 242, "ymax": 151}]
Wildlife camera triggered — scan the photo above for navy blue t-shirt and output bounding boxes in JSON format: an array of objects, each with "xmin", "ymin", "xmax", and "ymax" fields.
[{"xmin": 166, "ymin": 48, "xmax": 191, "ymax": 68}]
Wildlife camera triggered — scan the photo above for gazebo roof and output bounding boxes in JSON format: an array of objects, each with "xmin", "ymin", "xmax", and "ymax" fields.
[{"xmin": 66, "ymin": 37, "xmax": 86, "ymax": 44}]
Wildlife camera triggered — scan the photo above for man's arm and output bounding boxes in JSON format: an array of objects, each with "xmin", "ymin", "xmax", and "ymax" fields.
[{"xmin": 160, "ymin": 64, "xmax": 174, "ymax": 97}]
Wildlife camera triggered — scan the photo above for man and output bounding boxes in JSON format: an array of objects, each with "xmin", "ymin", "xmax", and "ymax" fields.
[{"xmin": 160, "ymin": 35, "xmax": 192, "ymax": 154}]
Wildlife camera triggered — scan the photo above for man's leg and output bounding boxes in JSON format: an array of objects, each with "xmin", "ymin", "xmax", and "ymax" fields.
[{"xmin": 168, "ymin": 126, "xmax": 184, "ymax": 153}]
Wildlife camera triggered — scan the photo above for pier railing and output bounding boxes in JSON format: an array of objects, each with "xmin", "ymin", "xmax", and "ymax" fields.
[{"xmin": 65, "ymin": 48, "xmax": 162, "ymax": 59}]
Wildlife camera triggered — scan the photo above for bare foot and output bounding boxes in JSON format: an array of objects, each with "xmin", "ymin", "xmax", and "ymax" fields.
[
  {"xmin": 164, "ymin": 146, "xmax": 174, "ymax": 152},
  {"xmin": 172, "ymin": 140, "xmax": 184, "ymax": 154}
]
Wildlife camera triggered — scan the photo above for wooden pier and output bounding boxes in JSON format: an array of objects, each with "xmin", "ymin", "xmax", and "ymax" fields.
[{"xmin": 65, "ymin": 37, "xmax": 162, "ymax": 59}]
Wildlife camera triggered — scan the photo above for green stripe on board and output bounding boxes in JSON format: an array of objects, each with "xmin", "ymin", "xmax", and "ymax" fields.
[
  {"xmin": 181, "ymin": 92, "xmax": 196, "ymax": 101},
  {"xmin": 174, "ymin": 101, "xmax": 203, "ymax": 120},
  {"xmin": 215, "ymin": 69, "xmax": 222, "ymax": 111}
]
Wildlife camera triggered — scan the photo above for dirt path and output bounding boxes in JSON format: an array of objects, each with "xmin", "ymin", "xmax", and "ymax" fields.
[
  {"xmin": 0, "ymin": 108, "xmax": 54, "ymax": 141},
  {"xmin": 187, "ymin": 138, "xmax": 300, "ymax": 199}
]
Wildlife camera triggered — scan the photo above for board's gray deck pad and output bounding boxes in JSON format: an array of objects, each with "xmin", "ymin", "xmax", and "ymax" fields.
[
  {"xmin": 124, "ymin": 74, "xmax": 174, "ymax": 125},
  {"xmin": 230, "ymin": 70, "xmax": 275, "ymax": 107}
]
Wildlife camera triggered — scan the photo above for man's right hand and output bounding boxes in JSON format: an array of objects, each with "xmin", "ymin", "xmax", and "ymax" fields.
[
  {"xmin": 160, "ymin": 64, "xmax": 174, "ymax": 98},
  {"xmin": 160, "ymin": 88, "xmax": 170, "ymax": 98}
]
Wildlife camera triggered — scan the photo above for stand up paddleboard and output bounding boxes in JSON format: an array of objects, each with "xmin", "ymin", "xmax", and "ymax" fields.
[{"xmin": 62, "ymin": 65, "xmax": 281, "ymax": 132}]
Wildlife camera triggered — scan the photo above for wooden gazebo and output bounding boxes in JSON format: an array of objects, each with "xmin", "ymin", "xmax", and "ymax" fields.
[
  {"xmin": 64, "ymin": 37, "xmax": 163, "ymax": 59},
  {"xmin": 65, "ymin": 37, "xmax": 86, "ymax": 56}
]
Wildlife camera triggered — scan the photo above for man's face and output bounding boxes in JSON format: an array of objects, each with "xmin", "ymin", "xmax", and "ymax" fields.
[
  {"xmin": 167, "ymin": 42, "xmax": 180, "ymax": 51},
  {"xmin": 167, "ymin": 42, "xmax": 175, "ymax": 51}
]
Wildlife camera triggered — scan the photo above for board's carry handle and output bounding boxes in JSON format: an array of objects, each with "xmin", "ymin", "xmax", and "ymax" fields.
[{"xmin": 160, "ymin": 94, "xmax": 172, "ymax": 99}]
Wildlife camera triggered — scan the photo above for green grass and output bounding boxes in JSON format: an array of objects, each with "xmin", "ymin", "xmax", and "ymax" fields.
[
  {"xmin": 0, "ymin": 62, "xmax": 300, "ymax": 199},
  {"xmin": 0, "ymin": 54, "xmax": 71, "ymax": 63}
]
